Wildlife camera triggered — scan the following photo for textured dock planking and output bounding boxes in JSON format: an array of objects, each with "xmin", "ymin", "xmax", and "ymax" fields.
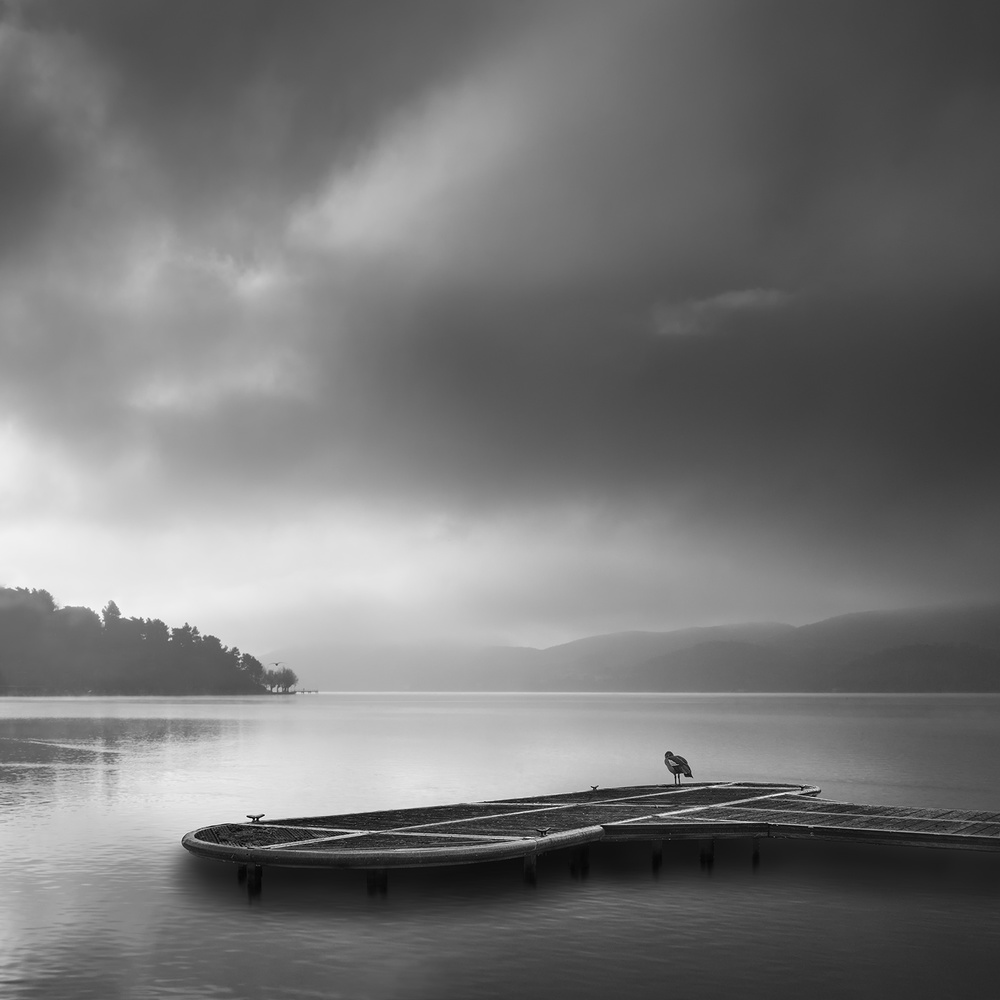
[{"xmin": 181, "ymin": 781, "xmax": 1000, "ymax": 870}]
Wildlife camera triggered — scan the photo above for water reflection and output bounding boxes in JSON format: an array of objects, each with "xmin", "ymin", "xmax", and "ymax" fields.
[
  {"xmin": 0, "ymin": 715, "xmax": 232, "ymax": 753},
  {"xmin": 0, "ymin": 716, "xmax": 236, "ymax": 821},
  {"xmin": 167, "ymin": 838, "xmax": 1000, "ymax": 1000}
]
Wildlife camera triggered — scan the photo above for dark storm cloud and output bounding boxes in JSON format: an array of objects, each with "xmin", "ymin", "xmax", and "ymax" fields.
[
  {"xmin": 0, "ymin": 0, "xmax": 543, "ymax": 446},
  {"xmin": 0, "ymin": 7, "xmax": 85, "ymax": 262},
  {"xmin": 0, "ymin": 82, "xmax": 66, "ymax": 260},
  {"xmin": 3, "ymin": 0, "xmax": 1000, "ymax": 614},
  {"xmin": 17, "ymin": 0, "xmax": 534, "ymax": 239},
  {"xmin": 306, "ymin": 282, "xmax": 1000, "ymax": 537}
]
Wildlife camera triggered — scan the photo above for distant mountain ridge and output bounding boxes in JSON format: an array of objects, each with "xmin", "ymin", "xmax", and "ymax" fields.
[{"xmin": 272, "ymin": 602, "xmax": 1000, "ymax": 692}]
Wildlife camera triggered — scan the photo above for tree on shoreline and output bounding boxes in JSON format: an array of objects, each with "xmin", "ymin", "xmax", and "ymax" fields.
[
  {"xmin": 0, "ymin": 586, "xmax": 270, "ymax": 695},
  {"xmin": 262, "ymin": 665, "xmax": 299, "ymax": 693}
]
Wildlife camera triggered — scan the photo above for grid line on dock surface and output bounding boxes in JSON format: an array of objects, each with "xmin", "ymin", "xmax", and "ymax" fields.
[{"xmin": 283, "ymin": 832, "xmax": 536, "ymax": 852}]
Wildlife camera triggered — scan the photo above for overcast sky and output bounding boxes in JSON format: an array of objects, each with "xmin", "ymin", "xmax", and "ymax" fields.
[{"xmin": 2, "ymin": 0, "xmax": 999, "ymax": 652}]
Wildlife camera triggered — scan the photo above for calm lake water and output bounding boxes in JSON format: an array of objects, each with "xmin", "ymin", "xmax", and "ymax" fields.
[{"xmin": 1, "ymin": 693, "xmax": 998, "ymax": 999}]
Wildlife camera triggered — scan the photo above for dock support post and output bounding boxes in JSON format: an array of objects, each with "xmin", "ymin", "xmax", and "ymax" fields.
[
  {"xmin": 523, "ymin": 852, "xmax": 537, "ymax": 887},
  {"xmin": 236, "ymin": 864, "xmax": 247, "ymax": 884},
  {"xmin": 699, "ymin": 839, "xmax": 715, "ymax": 870},
  {"xmin": 247, "ymin": 865, "xmax": 263, "ymax": 899},
  {"xmin": 651, "ymin": 840, "xmax": 663, "ymax": 876},
  {"xmin": 752, "ymin": 837, "xmax": 760, "ymax": 870},
  {"xmin": 569, "ymin": 846, "xmax": 590, "ymax": 879},
  {"xmin": 366, "ymin": 869, "xmax": 388, "ymax": 896}
]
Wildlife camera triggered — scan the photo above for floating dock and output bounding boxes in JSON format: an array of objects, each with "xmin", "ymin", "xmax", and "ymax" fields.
[{"xmin": 182, "ymin": 780, "xmax": 1000, "ymax": 880}]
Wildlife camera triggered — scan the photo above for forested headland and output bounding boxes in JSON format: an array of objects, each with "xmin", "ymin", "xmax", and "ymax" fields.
[{"xmin": 0, "ymin": 587, "xmax": 297, "ymax": 695}]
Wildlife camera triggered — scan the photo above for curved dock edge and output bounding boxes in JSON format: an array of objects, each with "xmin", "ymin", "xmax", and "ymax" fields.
[{"xmin": 181, "ymin": 824, "xmax": 607, "ymax": 870}]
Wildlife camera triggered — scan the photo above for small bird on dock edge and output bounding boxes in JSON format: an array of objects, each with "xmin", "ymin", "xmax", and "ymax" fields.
[{"xmin": 664, "ymin": 751, "xmax": 693, "ymax": 785}]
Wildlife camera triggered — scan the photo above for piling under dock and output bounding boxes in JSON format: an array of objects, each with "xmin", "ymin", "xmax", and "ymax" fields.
[{"xmin": 181, "ymin": 780, "xmax": 1000, "ymax": 872}]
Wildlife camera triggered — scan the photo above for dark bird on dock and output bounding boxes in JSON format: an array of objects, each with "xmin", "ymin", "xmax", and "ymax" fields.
[{"xmin": 664, "ymin": 751, "xmax": 693, "ymax": 784}]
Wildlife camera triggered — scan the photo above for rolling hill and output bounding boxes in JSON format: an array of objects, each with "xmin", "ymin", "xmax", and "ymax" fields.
[{"xmin": 270, "ymin": 603, "xmax": 1000, "ymax": 692}]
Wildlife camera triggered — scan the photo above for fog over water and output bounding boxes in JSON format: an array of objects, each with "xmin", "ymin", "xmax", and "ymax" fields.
[{"xmin": 2, "ymin": 694, "xmax": 998, "ymax": 999}]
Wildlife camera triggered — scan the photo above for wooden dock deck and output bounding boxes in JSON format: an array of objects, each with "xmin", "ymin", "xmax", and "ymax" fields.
[{"xmin": 181, "ymin": 781, "xmax": 1000, "ymax": 874}]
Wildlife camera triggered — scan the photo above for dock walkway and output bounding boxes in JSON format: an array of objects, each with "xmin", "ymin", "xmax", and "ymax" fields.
[{"xmin": 181, "ymin": 781, "xmax": 1000, "ymax": 872}]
